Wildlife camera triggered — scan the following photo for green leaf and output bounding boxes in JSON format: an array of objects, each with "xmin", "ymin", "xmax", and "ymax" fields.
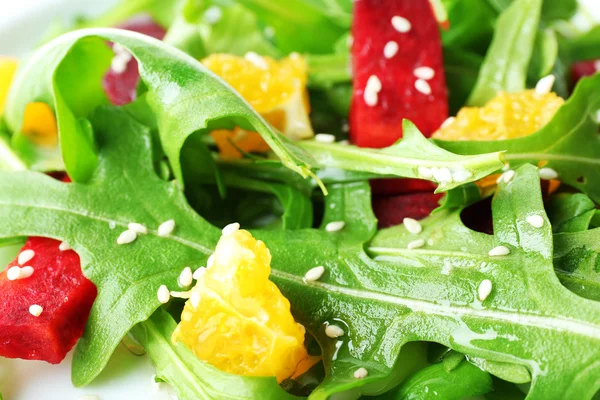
[
  {"xmin": 298, "ymin": 120, "xmax": 504, "ymax": 192},
  {"xmin": 468, "ymin": 357, "xmax": 531, "ymax": 384},
  {"xmin": 546, "ymin": 193, "xmax": 596, "ymax": 233},
  {"xmin": 564, "ymin": 26, "xmax": 600, "ymax": 62},
  {"xmin": 307, "ymin": 52, "xmax": 351, "ymax": 90},
  {"xmin": 4, "ymin": 28, "xmax": 317, "ymax": 187},
  {"xmin": 443, "ymin": 48, "xmax": 483, "ymax": 114},
  {"xmin": 527, "ymin": 29, "xmax": 558, "ymax": 83},
  {"xmin": 131, "ymin": 308, "xmax": 297, "ymax": 400},
  {"xmin": 442, "ymin": 0, "xmax": 497, "ymax": 53},
  {"xmin": 435, "ymin": 183, "xmax": 482, "ymax": 212},
  {"xmin": 468, "ymin": 0, "xmax": 542, "ymax": 106},
  {"xmin": 554, "ymin": 230, "xmax": 600, "ymax": 301},
  {"xmin": 437, "ymin": 74, "xmax": 600, "ymax": 204}
]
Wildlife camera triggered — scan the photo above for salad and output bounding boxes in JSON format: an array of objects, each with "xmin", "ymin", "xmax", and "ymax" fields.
[{"xmin": 1, "ymin": 0, "xmax": 600, "ymax": 399}]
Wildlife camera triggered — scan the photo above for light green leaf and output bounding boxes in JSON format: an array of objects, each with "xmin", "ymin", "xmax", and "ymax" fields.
[
  {"xmin": 468, "ymin": 0, "xmax": 542, "ymax": 106},
  {"xmin": 469, "ymin": 357, "xmax": 531, "ymax": 384},
  {"xmin": 131, "ymin": 308, "xmax": 297, "ymax": 400},
  {"xmin": 4, "ymin": 28, "xmax": 317, "ymax": 186},
  {"xmin": 298, "ymin": 120, "xmax": 504, "ymax": 192}
]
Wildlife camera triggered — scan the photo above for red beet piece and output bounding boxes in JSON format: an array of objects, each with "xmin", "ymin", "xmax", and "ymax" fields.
[
  {"xmin": 370, "ymin": 178, "xmax": 436, "ymax": 196},
  {"xmin": 570, "ymin": 59, "xmax": 600, "ymax": 90},
  {"xmin": 350, "ymin": 0, "xmax": 449, "ymax": 148},
  {"xmin": 373, "ymin": 192, "xmax": 443, "ymax": 228},
  {"xmin": 103, "ymin": 15, "xmax": 166, "ymax": 105},
  {"xmin": 0, "ymin": 237, "xmax": 97, "ymax": 363}
]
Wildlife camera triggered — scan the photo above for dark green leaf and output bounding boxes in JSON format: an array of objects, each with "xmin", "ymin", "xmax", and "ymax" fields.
[
  {"xmin": 442, "ymin": 0, "xmax": 497, "ymax": 53},
  {"xmin": 443, "ymin": 48, "xmax": 483, "ymax": 114},
  {"xmin": 565, "ymin": 26, "xmax": 600, "ymax": 62},
  {"xmin": 527, "ymin": 29, "xmax": 558, "ymax": 84},
  {"xmin": 546, "ymin": 193, "xmax": 596, "ymax": 233}
]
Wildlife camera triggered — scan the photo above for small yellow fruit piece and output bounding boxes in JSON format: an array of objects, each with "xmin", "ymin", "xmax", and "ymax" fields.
[
  {"xmin": 0, "ymin": 56, "xmax": 18, "ymax": 114},
  {"xmin": 172, "ymin": 229, "xmax": 308, "ymax": 382},
  {"xmin": 433, "ymin": 90, "xmax": 564, "ymax": 141},
  {"xmin": 203, "ymin": 53, "xmax": 313, "ymax": 159}
]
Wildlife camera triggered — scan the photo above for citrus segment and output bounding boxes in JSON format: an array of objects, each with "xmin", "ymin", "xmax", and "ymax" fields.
[
  {"xmin": 172, "ymin": 229, "xmax": 307, "ymax": 382},
  {"xmin": 433, "ymin": 90, "xmax": 564, "ymax": 141},
  {"xmin": 0, "ymin": 57, "xmax": 18, "ymax": 115}
]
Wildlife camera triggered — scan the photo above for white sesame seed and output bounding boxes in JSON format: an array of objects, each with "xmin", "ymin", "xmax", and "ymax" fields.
[
  {"xmin": 193, "ymin": 267, "xmax": 206, "ymax": 280},
  {"xmin": 539, "ymin": 167, "xmax": 558, "ymax": 180},
  {"xmin": 383, "ymin": 41, "xmax": 399, "ymax": 59},
  {"xmin": 325, "ymin": 221, "xmax": 346, "ymax": 232},
  {"xmin": 59, "ymin": 241, "xmax": 71, "ymax": 251},
  {"xmin": 415, "ymin": 79, "xmax": 432, "ymax": 95},
  {"xmin": 170, "ymin": 290, "xmax": 192, "ymax": 299},
  {"xmin": 179, "ymin": 267, "xmax": 193, "ymax": 287},
  {"xmin": 452, "ymin": 168, "xmax": 473, "ymax": 183},
  {"xmin": 315, "ymin": 133, "xmax": 336, "ymax": 144},
  {"xmin": 190, "ymin": 291, "xmax": 201, "ymax": 308},
  {"xmin": 364, "ymin": 75, "xmax": 382, "ymax": 107},
  {"xmin": 500, "ymin": 170, "xmax": 515, "ymax": 184},
  {"xmin": 304, "ymin": 266, "xmax": 325, "ymax": 282},
  {"xmin": 414, "ymin": 66, "xmax": 435, "ymax": 80},
  {"xmin": 535, "ymin": 74, "xmax": 555, "ymax": 95},
  {"xmin": 403, "ymin": 218, "xmax": 422, "ymax": 234},
  {"xmin": 325, "ymin": 325, "xmax": 345, "ymax": 338},
  {"xmin": 433, "ymin": 167, "xmax": 452, "ymax": 183},
  {"xmin": 157, "ymin": 285, "xmax": 170, "ymax": 304},
  {"xmin": 407, "ymin": 239, "xmax": 425, "ymax": 250},
  {"xmin": 488, "ymin": 246, "xmax": 510, "ymax": 257},
  {"xmin": 417, "ymin": 166, "xmax": 433, "ymax": 179},
  {"xmin": 478, "ymin": 279, "xmax": 493, "ymax": 301},
  {"xmin": 203, "ymin": 5, "xmax": 223, "ymax": 24},
  {"xmin": 353, "ymin": 367, "xmax": 369, "ymax": 379},
  {"xmin": 18, "ymin": 249, "xmax": 34, "ymax": 265},
  {"xmin": 502, "ymin": 163, "xmax": 510, "ymax": 171},
  {"xmin": 441, "ymin": 117, "xmax": 455, "ymax": 129},
  {"xmin": 391, "ymin": 16, "xmax": 411, "ymax": 33},
  {"xmin": 244, "ymin": 52, "xmax": 269, "ymax": 69},
  {"xmin": 29, "ymin": 304, "xmax": 43, "ymax": 317},
  {"xmin": 526, "ymin": 215, "xmax": 545, "ymax": 228},
  {"xmin": 207, "ymin": 254, "xmax": 215, "ymax": 269},
  {"xmin": 20, "ymin": 266, "xmax": 34, "ymax": 279},
  {"xmin": 6, "ymin": 266, "xmax": 21, "ymax": 281},
  {"xmin": 117, "ymin": 229, "xmax": 137, "ymax": 245},
  {"xmin": 222, "ymin": 222, "xmax": 240, "ymax": 236},
  {"xmin": 128, "ymin": 222, "xmax": 148, "ymax": 234},
  {"xmin": 158, "ymin": 219, "xmax": 175, "ymax": 236},
  {"xmin": 111, "ymin": 56, "xmax": 129, "ymax": 74}
]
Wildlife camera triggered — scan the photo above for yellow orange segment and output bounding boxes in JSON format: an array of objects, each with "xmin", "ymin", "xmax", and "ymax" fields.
[
  {"xmin": 0, "ymin": 57, "xmax": 18, "ymax": 115},
  {"xmin": 433, "ymin": 90, "xmax": 564, "ymax": 141},
  {"xmin": 172, "ymin": 229, "xmax": 307, "ymax": 382},
  {"xmin": 203, "ymin": 52, "xmax": 313, "ymax": 158}
]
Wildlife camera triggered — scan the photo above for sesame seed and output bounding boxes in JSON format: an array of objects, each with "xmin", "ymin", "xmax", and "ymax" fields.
[
  {"xmin": 488, "ymin": 246, "xmax": 510, "ymax": 257},
  {"xmin": 193, "ymin": 267, "xmax": 206, "ymax": 280},
  {"xmin": 500, "ymin": 170, "xmax": 515, "ymax": 184},
  {"xmin": 128, "ymin": 222, "xmax": 148, "ymax": 234},
  {"xmin": 325, "ymin": 221, "xmax": 346, "ymax": 232},
  {"xmin": 383, "ymin": 41, "xmax": 399, "ymax": 59},
  {"xmin": 315, "ymin": 133, "xmax": 336, "ymax": 144},
  {"xmin": 407, "ymin": 239, "xmax": 425, "ymax": 250},
  {"xmin": 353, "ymin": 367, "xmax": 369, "ymax": 379},
  {"xmin": 391, "ymin": 16, "xmax": 411, "ymax": 33},
  {"xmin": 18, "ymin": 249, "xmax": 34, "ymax": 265},
  {"xmin": 109, "ymin": 220, "xmax": 116, "ymax": 229},
  {"xmin": 203, "ymin": 5, "xmax": 223, "ymax": 24},
  {"xmin": 179, "ymin": 267, "xmax": 193, "ymax": 287},
  {"xmin": 478, "ymin": 279, "xmax": 493, "ymax": 301},
  {"xmin": 207, "ymin": 254, "xmax": 215, "ymax": 268},
  {"xmin": 452, "ymin": 168, "xmax": 473, "ymax": 183},
  {"xmin": 526, "ymin": 215, "xmax": 544, "ymax": 228},
  {"xmin": 111, "ymin": 56, "xmax": 129, "ymax": 74},
  {"xmin": 158, "ymin": 219, "xmax": 175, "ymax": 236},
  {"xmin": 433, "ymin": 167, "xmax": 452, "ymax": 183},
  {"xmin": 415, "ymin": 79, "xmax": 432, "ymax": 95},
  {"xmin": 304, "ymin": 266, "xmax": 325, "ymax": 282},
  {"xmin": 502, "ymin": 163, "xmax": 510, "ymax": 171},
  {"xmin": 364, "ymin": 75, "xmax": 382, "ymax": 107},
  {"xmin": 539, "ymin": 167, "xmax": 558, "ymax": 180},
  {"xmin": 222, "ymin": 222, "xmax": 240, "ymax": 236},
  {"xmin": 59, "ymin": 241, "xmax": 71, "ymax": 251},
  {"xmin": 403, "ymin": 218, "xmax": 422, "ymax": 234},
  {"xmin": 414, "ymin": 66, "xmax": 435, "ymax": 80},
  {"xmin": 170, "ymin": 290, "xmax": 192, "ymax": 299},
  {"xmin": 6, "ymin": 266, "xmax": 21, "ymax": 281},
  {"xmin": 20, "ymin": 266, "xmax": 34, "ymax": 279},
  {"xmin": 117, "ymin": 229, "xmax": 137, "ymax": 245},
  {"xmin": 157, "ymin": 285, "xmax": 170, "ymax": 304},
  {"xmin": 338, "ymin": 139, "xmax": 350, "ymax": 145},
  {"xmin": 535, "ymin": 74, "xmax": 555, "ymax": 95},
  {"xmin": 441, "ymin": 117, "xmax": 455, "ymax": 129},
  {"xmin": 29, "ymin": 304, "xmax": 43, "ymax": 317},
  {"xmin": 325, "ymin": 325, "xmax": 345, "ymax": 338},
  {"xmin": 190, "ymin": 291, "xmax": 201, "ymax": 308},
  {"xmin": 594, "ymin": 60, "xmax": 600, "ymax": 71},
  {"xmin": 244, "ymin": 52, "xmax": 269, "ymax": 69},
  {"xmin": 417, "ymin": 166, "xmax": 433, "ymax": 179}
]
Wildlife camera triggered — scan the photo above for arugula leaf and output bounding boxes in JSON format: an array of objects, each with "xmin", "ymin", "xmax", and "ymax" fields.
[
  {"xmin": 298, "ymin": 120, "xmax": 504, "ymax": 192},
  {"xmin": 437, "ymin": 74, "xmax": 600, "ymax": 204},
  {"xmin": 0, "ymin": 134, "xmax": 27, "ymax": 171},
  {"xmin": 467, "ymin": 0, "xmax": 542, "ymax": 106},
  {"xmin": 527, "ymin": 28, "xmax": 558, "ymax": 84},
  {"xmin": 546, "ymin": 193, "xmax": 596, "ymax": 233},
  {"xmin": 554, "ymin": 230, "xmax": 600, "ymax": 302},
  {"xmin": 4, "ymin": 28, "xmax": 317, "ymax": 186},
  {"xmin": 442, "ymin": 0, "xmax": 497, "ymax": 53},
  {"xmin": 443, "ymin": 48, "xmax": 483, "ymax": 114},
  {"xmin": 131, "ymin": 308, "xmax": 297, "ymax": 400},
  {"xmin": 485, "ymin": 0, "xmax": 577, "ymax": 22},
  {"xmin": 564, "ymin": 26, "xmax": 600, "ymax": 62}
]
